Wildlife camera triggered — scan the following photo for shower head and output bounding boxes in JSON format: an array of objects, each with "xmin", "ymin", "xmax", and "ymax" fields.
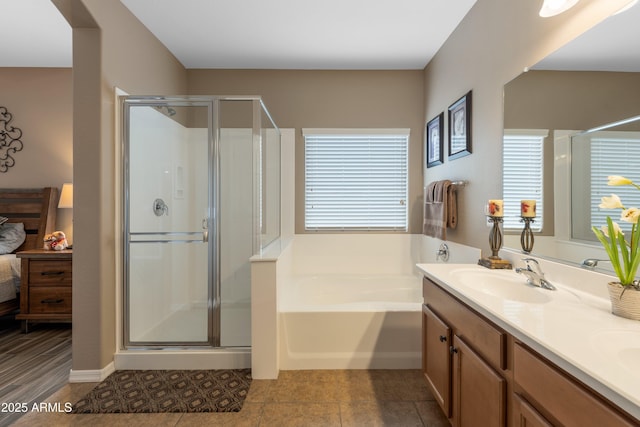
[{"xmin": 154, "ymin": 105, "xmax": 177, "ymax": 117}]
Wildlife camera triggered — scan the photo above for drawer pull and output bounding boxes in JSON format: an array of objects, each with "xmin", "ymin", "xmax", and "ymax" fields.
[
  {"xmin": 41, "ymin": 271, "xmax": 65, "ymax": 276},
  {"xmin": 439, "ymin": 335, "xmax": 447, "ymax": 343},
  {"xmin": 41, "ymin": 298, "xmax": 64, "ymax": 304},
  {"xmin": 450, "ymin": 346, "xmax": 458, "ymax": 354}
]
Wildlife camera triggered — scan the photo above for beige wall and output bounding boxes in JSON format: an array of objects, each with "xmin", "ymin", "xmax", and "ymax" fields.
[
  {"xmin": 54, "ymin": 0, "xmax": 188, "ymax": 371},
  {"xmin": 187, "ymin": 69, "xmax": 425, "ymax": 233},
  {"xmin": 422, "ymin": 0, "xmax": 632, "ymax": 255},
  {"xmin": 0, "ymin": 68, "xmax": 73, "ymax": 234}
]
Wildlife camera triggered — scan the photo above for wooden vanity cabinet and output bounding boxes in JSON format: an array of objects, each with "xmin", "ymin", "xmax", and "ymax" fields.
[
  {"xmin": 453, "ymin": 335, "xmax": 506, "ymax": 427},
  {"xmin": 423, "ymin": 304, "xmax": 452, "ymax": 416},
  {"xmin": 422, "ymin": 276, "xmax": 640, "ymax": 427},
  {"xmin": 513, "ymin": 343, "xmax": 637, "ymax": 427},
  {"xmin": 512, "ymin": 393, "xmax": 553, "ymax": 427},
  {"xmin": 422, "ymin": 277, "xmax": 507, "ymax": 427}
]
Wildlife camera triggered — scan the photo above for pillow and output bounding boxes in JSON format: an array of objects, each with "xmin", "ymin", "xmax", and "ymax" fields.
[
  {"xmin": 0, "ymin": 223, "xmax": 26, "ymax": 254},
  {"xmin": 0, "ymin": 216, "xmax": 7, "ymax": 226}
]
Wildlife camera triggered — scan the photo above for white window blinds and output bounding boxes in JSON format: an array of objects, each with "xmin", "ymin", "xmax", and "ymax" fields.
[
  {"xmin": 503, "ymin": 130, "xmax": 547, "ymax": 231},
  {"xmin": 303, "ymin": 129, "xmax": 409, "ymax": 231},
  {"xmin": 590, "ymin": 134, "xmax": 640, "ymax": 235}
]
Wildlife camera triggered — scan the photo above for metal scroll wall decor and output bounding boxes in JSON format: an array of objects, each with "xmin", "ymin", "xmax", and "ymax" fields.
[{"xmin": 0, "ymin": 106, "xmax": 24, "ymax": 173}]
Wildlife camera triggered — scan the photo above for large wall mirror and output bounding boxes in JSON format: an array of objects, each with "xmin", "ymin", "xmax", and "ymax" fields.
[{"xmin": 502, "ymin": 3, "xmax": 640, "ymax": 272}]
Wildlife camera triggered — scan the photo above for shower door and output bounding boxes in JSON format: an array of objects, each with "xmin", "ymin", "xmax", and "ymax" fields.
[{"xmin": 123, "ymin": 100, "xmax": 215, "ymax": 347}]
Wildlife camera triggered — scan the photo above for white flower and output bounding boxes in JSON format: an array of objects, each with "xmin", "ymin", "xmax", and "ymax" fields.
[
  {"xmin": 593, "ymin": 176, "xmax": 640, "ymax": 286},
  {"xmin": 600, "ymin": 194, "xmax": 624, "ymax": 209},
  {"xmin": 601, "ymin": 221, "xmax": 624, "ymax": 237},
  {"xmin": 621, "ymin": 208, "xmax": 640, "ymax": 224},
  {"xmin": 608, "ymin": 175, "xmax": 633, "ymax": 186}
]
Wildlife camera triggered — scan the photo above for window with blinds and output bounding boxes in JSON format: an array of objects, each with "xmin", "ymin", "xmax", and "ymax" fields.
[
  {"xmin": 502, "ymin": 130, "xmax": 547, "ymax": 231},
  {"xmin": 590, "ymin": 134, "xmax": 640, "ymax": 235},
  {"xmin": 303, "ymin": 129, "xmax": 409, "ymax": 231}
]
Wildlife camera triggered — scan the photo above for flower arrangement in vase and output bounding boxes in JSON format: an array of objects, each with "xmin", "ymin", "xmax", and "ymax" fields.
[{"xmin": 592, "ymin": 176, "xmax": 640, "ymax": 320}]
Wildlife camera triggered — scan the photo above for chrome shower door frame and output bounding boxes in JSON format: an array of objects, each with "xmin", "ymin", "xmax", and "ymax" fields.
[{"xmin": 121, "ymin": 96, "xmax": 219, "ymax": 349}]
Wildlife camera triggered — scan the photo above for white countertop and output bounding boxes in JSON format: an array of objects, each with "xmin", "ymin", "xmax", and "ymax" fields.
[{"xmin": 417, "ymin": 263, "xmax": 640, "ymax": 421}]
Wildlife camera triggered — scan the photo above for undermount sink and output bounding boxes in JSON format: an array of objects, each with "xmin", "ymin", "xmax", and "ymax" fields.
[
  {"xmin": 590, "ymin": 330, "xmax": 640, "ymax": 378},
  {"xmin": 450, "ymin": 268, "xmax": 552, "ymax": 304}
]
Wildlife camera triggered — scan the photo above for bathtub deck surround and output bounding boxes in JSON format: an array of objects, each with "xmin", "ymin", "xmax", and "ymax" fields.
[
  {"xmin": 250, "ymin": 234, "xmax": 481, "ymax": 378},
  {"xmin": 417, "ymin": 261, "xmax": 640, "ymax": 423}
]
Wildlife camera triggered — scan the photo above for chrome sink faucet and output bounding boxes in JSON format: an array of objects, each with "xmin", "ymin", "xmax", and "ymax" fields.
[{"xmin": 515, "ymin": 258, "xmax": 556, "ymax": 290}]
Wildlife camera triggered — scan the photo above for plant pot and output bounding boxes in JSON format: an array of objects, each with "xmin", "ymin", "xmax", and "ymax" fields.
[{"xmin": 607, "ymin": 282, "xmax": 640, "ymax": 321}]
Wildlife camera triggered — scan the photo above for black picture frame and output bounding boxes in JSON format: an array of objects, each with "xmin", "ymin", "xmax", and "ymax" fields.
[
  {"xmin": 448, "ymin": 91, "xmax": 472, "ymax": 160},
  {"xmin": 425, "ymin": 113, "xmax": 444, "ymax": 168}
]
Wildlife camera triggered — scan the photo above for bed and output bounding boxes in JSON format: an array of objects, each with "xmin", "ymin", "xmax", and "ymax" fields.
[{"xmin": 0, "ymin": 188, "xmax": 58, "ymax": 317}]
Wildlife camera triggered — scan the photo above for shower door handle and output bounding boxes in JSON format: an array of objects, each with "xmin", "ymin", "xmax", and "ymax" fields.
[{"xmin": 202, "ymin": 218, "xmax": 209, "ymax": 243}]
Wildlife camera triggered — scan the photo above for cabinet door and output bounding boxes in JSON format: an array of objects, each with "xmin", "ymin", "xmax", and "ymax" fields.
[
  {"xmin": 513, "ymin": 393, "xmax": 553, "ymax": 427},
  {"xmin": 423, "ymin": 304, "xmax": 452, "ymax": 417},
  {"xmin": 514, "ymin": 343, "xmax": 637, "ymax": 427},
  {"xmin": 452, "ymin": 335, "xmax": 506, "ymax": 427}
]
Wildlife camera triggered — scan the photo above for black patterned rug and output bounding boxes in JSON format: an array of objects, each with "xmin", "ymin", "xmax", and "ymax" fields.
[{"xmin": 72, "ymin": 369, "xmax": 252, "ymax": 413}]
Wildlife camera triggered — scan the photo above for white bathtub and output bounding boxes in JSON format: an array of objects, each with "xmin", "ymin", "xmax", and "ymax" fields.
[
  {"xmin": 279, "ymin": 274, "xmax": 422, "ymax": 311},
  {"xmin": 250, "ymin": 234, "xmax": 482, "ymax": 377},
  {"xmin": 278, "ymin": 271, "xmax": 423, "ymax": 370}
]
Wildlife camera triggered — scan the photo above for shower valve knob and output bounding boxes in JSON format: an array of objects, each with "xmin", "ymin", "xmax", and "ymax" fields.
[{"xmin": 153, "ymin": 198, "xmax": 169, "ymax": 216}]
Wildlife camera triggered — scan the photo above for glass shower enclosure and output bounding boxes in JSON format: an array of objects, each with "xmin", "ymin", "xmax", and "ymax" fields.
[{"xmin": 121, "ymin": 96, "xmax": 280, "ymax": 349}]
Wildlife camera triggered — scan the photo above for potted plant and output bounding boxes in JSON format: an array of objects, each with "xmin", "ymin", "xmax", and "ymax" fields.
[{"xmin": 592, "ymin": 175, "xmax": 640, "ymax": 320}]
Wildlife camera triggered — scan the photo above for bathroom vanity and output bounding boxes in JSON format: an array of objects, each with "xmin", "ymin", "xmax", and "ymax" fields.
[{"xmin": 418, "ymin": 263, "xmax": 640, "ymax": 427}]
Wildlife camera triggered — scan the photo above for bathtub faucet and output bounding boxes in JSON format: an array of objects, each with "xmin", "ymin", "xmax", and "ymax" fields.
[
  {"xmin": 580, "ymin": 258, "xmax": 610, "ymax": 269},
  {"xmin": 515, "ymin": 258, "xmax": 556, "ymax": 291},
  {"xmin": 436, "ymin": 243, "xmax": 449, "ymax": 262}
]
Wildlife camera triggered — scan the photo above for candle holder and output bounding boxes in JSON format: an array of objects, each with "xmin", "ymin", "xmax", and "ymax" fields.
[
  {"xmin": 520, "ymin": 217, "xmax": 535, "ymax": 253},
  {"xmin": 478, "ymin": 216, "xmax": 512, "ymax": 269}
]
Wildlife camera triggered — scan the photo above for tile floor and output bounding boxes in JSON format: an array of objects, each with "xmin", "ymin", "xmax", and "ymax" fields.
[{"xmin": 10, "ymin": 369, "xmax": 449, "ymax": 426}]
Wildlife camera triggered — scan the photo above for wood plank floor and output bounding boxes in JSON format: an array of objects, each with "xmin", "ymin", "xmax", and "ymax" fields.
[{"xmin": 0, "ymin": 316, "xmax": 71, "ymax": 427}]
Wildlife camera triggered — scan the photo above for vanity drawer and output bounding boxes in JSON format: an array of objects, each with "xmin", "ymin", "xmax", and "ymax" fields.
[
  {"xmin": 424, "ymin": 277, "xmax": 506, "ymax": 371},
  {"xmin": 28, "ymin": 260, "xmax": 72, "ymax": 286},
  {"xmin": 28, "ymin": 287, "xmax": 72, "ymax": 314},
  {"xmin": 514, "ymin": 342, "xmax": 636, "ymax": 427}
]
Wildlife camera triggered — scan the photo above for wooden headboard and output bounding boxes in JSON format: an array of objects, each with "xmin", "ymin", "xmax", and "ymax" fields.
[{"xmin": 0, "ymin": 188, "xmax": 58, "ymax": 252}]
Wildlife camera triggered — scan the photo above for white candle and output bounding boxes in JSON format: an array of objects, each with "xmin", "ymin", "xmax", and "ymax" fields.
[
  {"xmin": 488, "ymin": 199, "xmax": 503, "ymax": 217},
  {"xmin": 521, "ymin": 200, "xmax": 536, "ymax": 217}
]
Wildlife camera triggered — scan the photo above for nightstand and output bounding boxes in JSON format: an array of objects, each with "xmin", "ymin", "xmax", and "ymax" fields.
[{"xmin": 16, "ymin": 249, "xmax": 72, "ymax": 333}]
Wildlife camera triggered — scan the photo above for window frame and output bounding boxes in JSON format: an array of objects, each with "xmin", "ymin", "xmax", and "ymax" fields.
[
  {"xmin": 502, "ymin": 129, "xmax": 547, "ymax": 232},
  {"xmin": 582, "ymin": 131, "xmax": 640, "ymax": 240},
  {"xmin": 303, "ymin": 128, "xmax": 410, "ymax": 232}
]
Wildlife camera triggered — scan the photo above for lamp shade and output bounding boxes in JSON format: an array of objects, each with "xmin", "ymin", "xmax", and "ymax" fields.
[
  {"xmin": 539, "ymin": 0, "xmax": 580, "ymax": 17},
  {"xmin": 58, "ymin": 183, "xmax": 73, "ymax": 208}
]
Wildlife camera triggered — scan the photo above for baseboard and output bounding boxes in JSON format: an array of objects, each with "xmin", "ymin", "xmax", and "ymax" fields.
[
  {"xmin": 68, "ymin": 361, "xmax": 116, "ymax": 383},
  {"xmin": 114, "ymin": 349, "xmax": 251, "ymax": 370}
]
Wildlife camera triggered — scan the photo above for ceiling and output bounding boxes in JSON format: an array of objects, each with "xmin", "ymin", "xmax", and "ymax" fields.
[
  {"xmin": 2, "ymin": 0, "xmax": 477, "ymax": 70},
  {"xmin": 120, "ymin": 0, "xmax": 478, "ymax": 69},
  {"xmin": 1, "ymin": 0, "xmax": 72, "ymax": 67},
  {"xmin": 3, "ymin": 1, "xmax": 638, "ymax": 71}
]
